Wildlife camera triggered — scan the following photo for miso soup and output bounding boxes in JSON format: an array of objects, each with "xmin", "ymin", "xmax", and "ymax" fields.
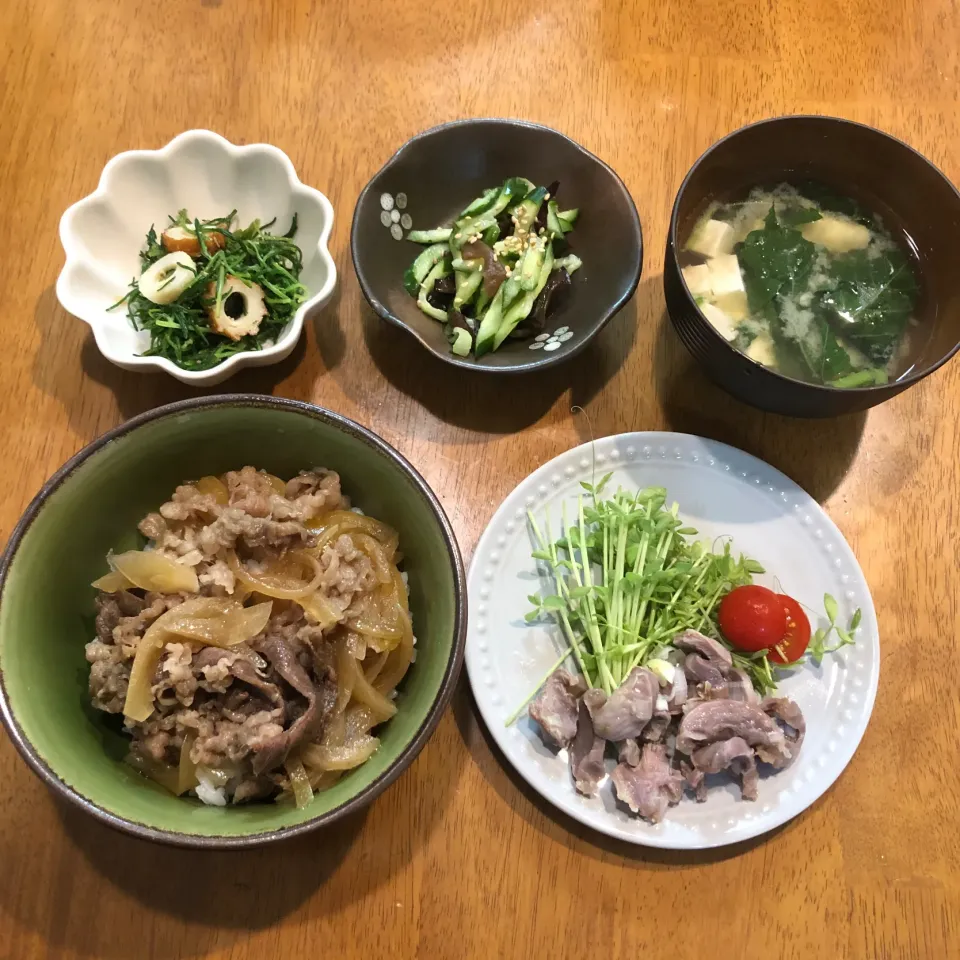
[{"xmin": 680, "ymin": 183, "xmax": 922, "ymax": 388}]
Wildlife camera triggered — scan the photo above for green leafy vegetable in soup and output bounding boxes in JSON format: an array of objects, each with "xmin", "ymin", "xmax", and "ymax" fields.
[{"xmin": 681, "ymin": 184, "xmax": 921, "ymax": 388}]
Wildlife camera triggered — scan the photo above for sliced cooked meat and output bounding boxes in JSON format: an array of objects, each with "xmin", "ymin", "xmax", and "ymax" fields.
[
  {"xmin": 581, "ymin": 687, "xmax": 607, "ymax": 717},
  {"xmin": 683, "ymin": 652, "xmax": 726, "ymax": 687},
  {"xmin": 666, "ymin": 668, "xmax": 688, "ymax": 713},
  {"xmin": 252, "ymin": 636, "xmax": 325, "ymax": 774},
  {"xmin": 762, "ymin": 697, "xmax": 805, "ymax": 765},
  {"xmin": 642, "ymin": 713, "xmax": 671, "ymax": 743},
  {"xmin": 610, "ymin": 743, "xmax": 684, "ymax": 823},
  {"xmin": 569, "ymin": 700, "xmax": 606, "ymax": 796},
  {"xmin": 589, "ymin": 667, "xmax": 659, "ymax": 741},
  {"xmin": 724, "ymin": 667, "xmax": 761, "ymax": 705},
  {"xmin": 618, "ymin": 739, "xmax": 641, "ymax": 767},
  {"xmin": 680, "ymin": 761, "xmax": 707, "ymax": 802},
  {"xmin": 674, "ymin": 630, "xmax": 733, "ymax": 666},
  {"xmin": 676, "ymin": 699, "xmax": 792, "ymax": 768},
  {"xmin": 229, "ymin": 659, "xmax": 284, "ymax": 707},
  {"xmin": 258, "ymin": 636, "xmax": 314, "ymax": 700},
  {"xmin": 691, "ymin": 736, "xmax": 758, "ymax": 801},
  {"xmin": 528, "ymin": 669, "xmax": 586, "ymax": 749}
]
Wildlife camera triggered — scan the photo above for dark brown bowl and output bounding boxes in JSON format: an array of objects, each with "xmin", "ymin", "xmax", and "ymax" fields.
[
  {"xmin": 665, "ymin": 116, "xmax": 960, "ymax": 417},
  {"xmin": 351, "ymin": 119, "xmax": 643, "ymax": 372}
]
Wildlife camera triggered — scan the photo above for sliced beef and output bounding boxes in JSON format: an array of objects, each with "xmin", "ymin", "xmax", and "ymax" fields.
[
  {"xmin": 610, "ymin": 743, "xmax": 684, "ymax": 823},
  {"xmin": 690, "ymin": 736, "xmax": 759, "ymax": 801},
  {"xmin": 589, "ymin": 667, "xmax": 659, "ymax": 741},
  {"xmin": 762, "ymin": 697, "xmax": 805, "ymax": 765},
  {"xmin": 569, "ymin": 700, "xmax": 606, "ymax": 796},
  {"xmin": 94, "ymin": 591, "xmax": 148, "ymax": 642},
  {"xmin": 528, "ymin": 669, "xmax": 586, "ymax": 749},
  {"xmin": 229, "ymin": 659, "xmax": 285, "ymax": 707},
  {"xmin": 252, "ymin": 636, "xmax": 333, "ymax": 774},
  {"xmin": 676, "ymin": 699, "xmax": 792, "ymax": 768}
]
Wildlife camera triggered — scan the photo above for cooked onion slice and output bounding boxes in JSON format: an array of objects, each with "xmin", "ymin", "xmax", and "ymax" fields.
[
  {"xmin": 126, "ymin": 753, "xmax": 184, "ymax": 794},
  {"xmin": 227, "ymin": 550, "xmax": 322, "ymax": 600},
  {"xmin": 301, "ymin": 736, "xmax": 380, "ymax": 771},
  {"xmin": 91, "ymin": 570, "xmax": 135, "ymax": 592},
  {"xmin": 284, "ymin": 756, "xmax": 314, "ymax": 810},
  {"xmin": 110, "ymin": 550, "xmax": 199, "ymax": 594},
  {"xmin": 298, "ymin": 590, "xmax": 344, "ymax": 628},
  {"xmin": 194, "ymin": 475, "xmax": 229, "ymax": 504},
  {"xmin": 178, "ymin": 734, "xmax": 199, "ymax": 796},
  {"xmin": 165, "ymin": 600, "xmax": 273, "ymax": 648},
  {"xmin": 123, "ymin": 597, "xmax": 242, "ymax": 720}
]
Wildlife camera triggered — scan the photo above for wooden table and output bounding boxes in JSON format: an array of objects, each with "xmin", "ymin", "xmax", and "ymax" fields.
[{"xmin": 2, "ymin": 1, "xmax": 958, "ymax": 957}]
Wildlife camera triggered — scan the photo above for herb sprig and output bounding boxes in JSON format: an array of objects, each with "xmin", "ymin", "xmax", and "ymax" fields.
[
  {"xmin": 526, "ymin": 479, "xmax": 772, "ymax": 696},
  {"xmin": 111, "ymin": 209, "xmax": 306, "ymax": 371}
]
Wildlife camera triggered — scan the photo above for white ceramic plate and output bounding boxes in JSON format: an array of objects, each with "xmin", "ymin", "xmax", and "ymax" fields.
[
  {"xmin": 465, "ymin": 433, "xmax": 879, "ymax": 849},
  {"xmin": 56, "ymin": 130, "xmax": 337, "ymax": 386}
]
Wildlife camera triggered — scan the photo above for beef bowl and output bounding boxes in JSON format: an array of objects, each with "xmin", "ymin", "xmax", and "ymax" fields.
[{"xmin": 0, "ymin": 396, "xmax": 465, "ymax": 848}]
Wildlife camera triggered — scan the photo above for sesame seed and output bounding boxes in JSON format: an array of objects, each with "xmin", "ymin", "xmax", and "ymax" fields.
[{"xmin": 544, "ymin": 192, "xmax": 551, "ymax": 200}]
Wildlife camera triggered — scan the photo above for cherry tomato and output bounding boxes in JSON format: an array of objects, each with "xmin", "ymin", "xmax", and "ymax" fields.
[
  {"xmin": 769, "ymin": 594, "xmax": 811, "ymax": 664},
  {"xmin": 717, "ymin": 585, "xmax": 787, "ymax": 653}
]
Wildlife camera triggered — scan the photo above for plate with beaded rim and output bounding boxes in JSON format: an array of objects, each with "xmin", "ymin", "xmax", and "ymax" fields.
[{"xmin": 465, "ymin": 432, "xmax": 879, "ymax": 849}]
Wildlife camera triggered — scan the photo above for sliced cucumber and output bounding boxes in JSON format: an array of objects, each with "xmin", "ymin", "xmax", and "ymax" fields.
[
  {"xmin": 447, "ymin": 326, "xmax": 472, "ymax": 357},
  {"xmin": 557, "ymin": 208, "xmax": 579, "ymax": 232},
  {"xmin": 416, "ymin": 259, "xmax": 451, "ymax": 322},
  {"xmin": 451, "ymin": 257, "xmax": 483, "ymax": 272},
  {"xmin": 453, "ymin": 178, "xmax": 529, "ymax": 249},
  {"xmin": 519, "ymin": 241, "xmax": 546, "ymax": 291},
  {"xmin": 458, "ymin": 187, "xmax": 499, "ymax": 220},
  {"xmin": 511, "ymin": 186, "xmax": 547, "ymax": 234},
  {"xmin": 474, "ymin": 286, "xmax": 506, "ymax": 357},
  {"xmin": 546, "ymin": 200, "xmax": 565, "ymax": 239},
  {"xmin": 554, "ymin": 253, "xmax": 582, "ymax": 275},
  {"xmin": 482, "ymin": 223, "xmax": 500, "ymax": 246},
  {"xmin": 493, "ymin": 244, "xmax": 555, "ymax": 349},
  {"xmin": 406, "ymin": 227, "xmax": 452, "ymax": 244},
  {"xmin": 405, "ymin": 243, "xmax": 448, "ymax": 294},
  {"xmin": 474, "ymin": 287, "xmax": 491, "ymax": 317},
  {"xmin": 454, "ymin": 268, "xmax": 484, "ymax": 309}
]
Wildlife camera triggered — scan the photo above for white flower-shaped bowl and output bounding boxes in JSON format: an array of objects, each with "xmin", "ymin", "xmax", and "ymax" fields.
[{"xmin": 56, "ymin": 130, "xmax": 337, "ymax": 386}]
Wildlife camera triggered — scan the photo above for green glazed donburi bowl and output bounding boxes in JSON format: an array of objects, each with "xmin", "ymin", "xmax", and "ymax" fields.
[{"xmin": 0, "ymin": 396, "xmax": 466, "ymax": 848}]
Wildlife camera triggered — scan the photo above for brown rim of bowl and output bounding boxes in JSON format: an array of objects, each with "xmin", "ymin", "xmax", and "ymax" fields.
[
  {"xmin": 0, "ymin": 394, "xmax": 468, "ymax": 849},
  {"xmin": 350, "ymin": 117, "xmax": 644, "ymax": 374},
  {"xmin": 669, "ymin": 114, "xmax": 960, "ymax": 394}
]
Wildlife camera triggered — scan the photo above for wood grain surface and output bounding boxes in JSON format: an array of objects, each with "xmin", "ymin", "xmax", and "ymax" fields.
[{"xmin": 1, "ymin": 1, "xmax": 958, "ymax": 958}]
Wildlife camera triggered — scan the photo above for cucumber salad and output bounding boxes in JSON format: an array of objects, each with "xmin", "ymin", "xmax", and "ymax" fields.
[{"xmin": 403, "ymin": 178, "xmax": 581, "ymax": 358}]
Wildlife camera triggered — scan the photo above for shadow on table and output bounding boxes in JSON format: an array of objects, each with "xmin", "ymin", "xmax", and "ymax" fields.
[
  {"xmin": 650, "ymin": 309, "xmax": 867, "ymax": 503},
  {"xmin": 451, "ymin": 675, "xmax": 787, "ymax": 867},
  {"xmin": 31, "ymin": 286, "xmax": 330, "ymax": 444},
  {"xmin": 54, "ymin": 798, "xmax": 365, "ymax": 940},
  {"xmin": 356, "ymin": 279, "xmax": 644, "ymax": 437}
]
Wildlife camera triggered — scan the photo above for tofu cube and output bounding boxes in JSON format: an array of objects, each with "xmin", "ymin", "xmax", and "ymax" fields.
[
  {"xmin": 687, "ymin": 218, "xmax": 736, "ymax": 258},
  {"xmin": 707, "ymin": 254, "xmax": 745, "ymax": 298},
  {"xmin": 699, "ymin": 302, "xmax": 739, "ymax": 341},
  {"xmin": 746, "ymin": 334, "xmax": 777, "ymax": 367},
  {"xmin": 681, "ymin": 263, "xmax": 713, "ymax": 298},
  {"xmin": 800, "ymin": 215, "xmax": 871, "ymax": 253},
  {"xmin": 714, "ymin": 289, "xmax": 749, "ymax": 320}
]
